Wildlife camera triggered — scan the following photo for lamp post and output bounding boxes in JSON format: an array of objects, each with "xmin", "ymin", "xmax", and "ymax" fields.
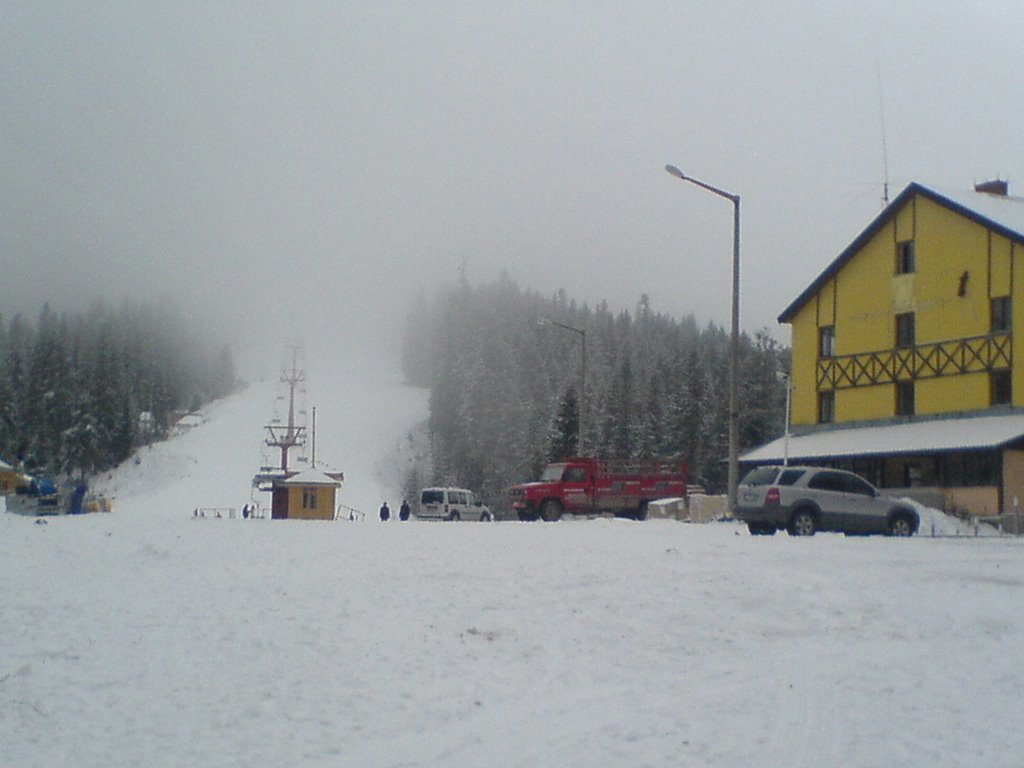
[
  {"xmin": 538, "ymin": 318, "xmax": 587, "ymax": 456},
  {"xmin": 665, "ymin": 164, "xmax": 741, "ymax": 514},
  {"xmin": 775, "ymin": 371, "xmax": 792, "ymax": 466}
]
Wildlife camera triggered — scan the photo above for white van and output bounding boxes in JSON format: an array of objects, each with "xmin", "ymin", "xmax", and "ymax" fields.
[{"xmin": 417, "ymin": 487, "xmax": 493, "ymax": 521}]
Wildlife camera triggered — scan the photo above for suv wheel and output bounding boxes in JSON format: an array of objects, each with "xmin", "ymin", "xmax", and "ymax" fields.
[
  {"xmin": 888, "ymin": 513, "xmax": 915, "ymax": 537},
  {"xmin": 788, "ymin": 509, "xmax": 817, "ymax": 536}
]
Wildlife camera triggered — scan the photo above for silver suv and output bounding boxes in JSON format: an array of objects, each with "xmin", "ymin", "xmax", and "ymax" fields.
[{"xmin": 736, "ymin": 465, "xmax": 919, "ymax": 537}]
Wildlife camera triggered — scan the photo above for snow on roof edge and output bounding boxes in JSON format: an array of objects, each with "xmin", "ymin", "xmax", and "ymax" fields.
[{"xmin": 741, "ymin": 413, "xmax": 1024, "ymax": 463}]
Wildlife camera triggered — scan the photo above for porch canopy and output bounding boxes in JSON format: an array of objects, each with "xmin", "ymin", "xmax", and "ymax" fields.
[{"xmin": 741, "ymin": 413, "xmax": 1024, "ymax": 464}]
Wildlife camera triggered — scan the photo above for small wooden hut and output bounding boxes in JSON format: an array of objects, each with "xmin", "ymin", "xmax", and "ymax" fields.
[{"xmin": 271, "ymin": 467, "xmax": 342, "ymax": 520}]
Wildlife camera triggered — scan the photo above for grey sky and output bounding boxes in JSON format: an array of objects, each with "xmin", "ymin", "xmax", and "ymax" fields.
[{"xmin": 3, "ymin": 2, "xmax": 1023, "ymax": 365}]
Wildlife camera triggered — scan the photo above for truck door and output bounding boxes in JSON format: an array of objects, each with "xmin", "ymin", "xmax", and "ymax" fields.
[{"xmin": 561, "ymin": 466, "xmax": 592, "ymax": 512}]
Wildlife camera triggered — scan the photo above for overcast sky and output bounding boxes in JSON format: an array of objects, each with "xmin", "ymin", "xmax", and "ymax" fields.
[{"xmin": 3, "ymin": 1, "xmax": 1023, "ymax": 367}]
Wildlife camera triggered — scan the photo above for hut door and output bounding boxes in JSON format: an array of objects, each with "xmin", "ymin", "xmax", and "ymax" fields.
[{"xmin": 272, "ymin": 488, "xmax": 289, "ymax": 519}]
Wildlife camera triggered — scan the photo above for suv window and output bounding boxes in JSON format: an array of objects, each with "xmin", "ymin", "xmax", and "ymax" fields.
[
  {"xmin": 777, "ymin": 469, "xmax": 806, "ymax": 486},
  {"xmin": 740, "ymin": 467, "xmax": 781, "ymax": 486},
  {"xmin": 807, "ymin": 471, "xmax": 848, "ymax": 493},
  {"xmin": 842, "ymin": 474, "xmax": 876, "ymax": 496}
]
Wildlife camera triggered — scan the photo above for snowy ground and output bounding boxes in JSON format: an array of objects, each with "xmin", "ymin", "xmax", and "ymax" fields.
[{"xmin": 3, "ymin": 348, "xmax": 1024, "ymax": 767}]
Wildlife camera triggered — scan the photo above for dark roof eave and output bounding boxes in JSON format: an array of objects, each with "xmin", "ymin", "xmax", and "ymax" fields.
[{"xmin": 777, "ymin": 183, "xmax": 1024, "ymax": 324}]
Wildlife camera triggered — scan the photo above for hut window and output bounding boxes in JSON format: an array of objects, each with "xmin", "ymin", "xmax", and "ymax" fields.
[
  {"xmin": 991, "ymin": 370, "xmax": 1012, "ymax": 405},
  {"xmin": 895, "ymin": 313, "xmax": 915, "ymax": 349},
  {"xmin": 896, "ymin": 381, "xmax": 915, "ymax": 416},
  {"xmin": 818, "ymin": 391, "xmax": 835, "ymax": 424},
  {"xmin": 818, "ymin": 325, "xmax": 836, "ymax": 358},
  {"xmin": 896, "ymin": 240, "xmax": 915, "ymax": 274},
  {"xmin": 302, "ymin": 488, "xmax": 318, "ymax": 509},
  {"xmin": 991, "ymin": 297, "xmax": 1012, "ymax": 333}
]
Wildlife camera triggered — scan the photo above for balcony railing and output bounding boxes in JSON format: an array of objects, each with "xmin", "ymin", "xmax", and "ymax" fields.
[{"xmin": 817, "ymin": 332, "xmax": 1011, "ymax": 390}]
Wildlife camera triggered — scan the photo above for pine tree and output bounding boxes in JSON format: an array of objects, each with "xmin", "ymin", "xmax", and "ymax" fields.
[{"xmin": 548, "ymin": 385, "xmax": 579, "ymax": 461}]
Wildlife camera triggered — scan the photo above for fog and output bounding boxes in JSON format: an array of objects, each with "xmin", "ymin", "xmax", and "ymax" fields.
[{"xmin": 3, "ymin": 2, "xmax": 1023, "ymax": 371}]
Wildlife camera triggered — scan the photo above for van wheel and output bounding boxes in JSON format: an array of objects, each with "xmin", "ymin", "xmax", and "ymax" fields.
[
  {"xmin": 788, "ymin": 509, "xmax": 816, "ymax": 536},
  {"xmin": 449, "ymin": 510, "xmax": 461, "ymax": 522},
  {"xmin": 480, "ymin": 511, "xmax": 493, "ymax": 522},
  {"xmin": 540, "ymin": 500, "xmax": 563, "ymax": 522}
]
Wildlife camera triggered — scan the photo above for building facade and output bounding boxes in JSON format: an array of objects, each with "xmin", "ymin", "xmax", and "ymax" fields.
[{"xmin": 743, "ymin": 181, "xmax": 1024, "ymax": 518}]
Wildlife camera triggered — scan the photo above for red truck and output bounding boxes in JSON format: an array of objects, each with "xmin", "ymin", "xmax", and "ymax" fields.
[{"xmin": 508, "ymin": 457, "xmax": 688, "ymax": 521}]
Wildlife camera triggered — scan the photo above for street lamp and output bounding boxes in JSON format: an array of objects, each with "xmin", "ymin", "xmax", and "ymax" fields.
[
  {"xmin": 538, "ymin": 318, "xmax": 587, "ymax": 456},
  {"xmin": 776, "ymin": 371, "xmax": 793, "ymax": 466},
  {"xmin": 665, "ymin": 163, "xmax": 741, "ymax": 514}
]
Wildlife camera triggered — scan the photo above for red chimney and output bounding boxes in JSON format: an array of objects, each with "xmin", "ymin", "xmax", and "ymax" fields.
[{"xmin": 975, "ymin": 179, "xmax": 1008, "ymax": 196}]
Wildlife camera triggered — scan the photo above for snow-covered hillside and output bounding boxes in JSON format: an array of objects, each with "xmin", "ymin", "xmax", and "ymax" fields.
[{"xmin": 3, "ymin": 346, "xmax": 1024, "ymax": 767}]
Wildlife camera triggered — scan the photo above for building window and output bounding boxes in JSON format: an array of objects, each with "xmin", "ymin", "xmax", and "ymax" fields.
[
  {"xmin": 818, "ymin": 391, "xmax": 835, "ymax": 423},
  {"xmin": 896, "ymin": 240, "xmax": 915, "ymax": 274},
  {"xmin": 896, "ymin": 380, "xmax": 915, "ymax": 416},
  {"xmin": 302, "ymin": 488, "xmax": 318, "ymax": 510},
  {"xmin": 992, "ymin": 296, "xmax": 1012, "ymax": 333},
  {"xmin": 895, "ymin": 312, "xmax": 915, "ymax": 349},
  {"xmin": 818, "ymin": 325, "xmax": 836, "ymax": 358},
  {"xmin": 992, "ymin": 370, "xmax": 1012, "ymax": 405}
]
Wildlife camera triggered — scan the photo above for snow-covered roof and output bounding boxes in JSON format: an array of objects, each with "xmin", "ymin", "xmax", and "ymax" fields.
[
  {"xmin": 281, "ymin": 467, "xmax": 342, "ymax": 486},
  {"xmin": 741, "ymin": 413, "xmax": 1024, "ymax": 463},
  {"xmin": 0, "ymin": 457, "xmax": 13, "ymax": 471},
  {"xmin": 930, "ymin": 184, "xmax": 1024, "ymax": 237},
  {"xmin": 779, "ymin": 182, "xmax": 1024, "ymax": 323}
]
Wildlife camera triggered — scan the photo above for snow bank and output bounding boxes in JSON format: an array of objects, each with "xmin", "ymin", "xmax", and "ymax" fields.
[
  {"xmin": 905, "ymin": 498, "xmax": 1003, "ymax": 537},
  {"xmin": 4, "ymin": 345, "xmax": 1024, "ymax": 767}
]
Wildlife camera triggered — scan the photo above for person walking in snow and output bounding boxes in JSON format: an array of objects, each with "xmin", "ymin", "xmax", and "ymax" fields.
[
  {"xmin": 399, "ymin": 499, "xmax": 411, "ymax": 521},
  {"xmin": 379, "ymin": 501, "xmax": 391, "ymax": 521}
]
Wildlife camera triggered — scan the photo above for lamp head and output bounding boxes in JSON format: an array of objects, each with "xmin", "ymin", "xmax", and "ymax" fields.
[{"xmin": 665, "ymin": 164, "xmax": 686, "ymax": 180}]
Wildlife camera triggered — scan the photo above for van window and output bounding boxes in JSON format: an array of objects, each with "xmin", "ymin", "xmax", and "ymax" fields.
[
  {"xmin": 451, "ymin": 491, "xmax": 467, "ymax": 505},
  {"xmin": 421, "ymin": 490, "xmax": 444, "ymax": 505}
]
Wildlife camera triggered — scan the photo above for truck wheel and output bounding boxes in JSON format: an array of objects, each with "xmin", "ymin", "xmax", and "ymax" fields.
[
  {"xmin": 540, "ymin": 500, "xmax": 563, "ymax": 522},
  {"xmin": 788, "ymin": 509, "xmax": 816, "ymax": 536},
  {"xmin": 635, "ymin": 501, "xmax": 649, "ymax": 521},
  {"xmin": 748, "ymin": 522, "xmax": 775, "ymax": 535}
]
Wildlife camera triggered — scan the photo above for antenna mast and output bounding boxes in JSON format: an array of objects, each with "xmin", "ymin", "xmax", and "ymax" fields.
[{"xmin": 877, "ymin": 62, "xmax": 891, "ymax": 207}]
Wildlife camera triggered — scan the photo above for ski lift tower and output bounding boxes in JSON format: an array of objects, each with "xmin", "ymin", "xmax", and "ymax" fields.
[
  {"xmin": 253, "ymin": 347, "xmax": 308, "ymax": 494},
  {"xmin": 267, "ymin": 348, "xmax": 306, "ymax": 474}
]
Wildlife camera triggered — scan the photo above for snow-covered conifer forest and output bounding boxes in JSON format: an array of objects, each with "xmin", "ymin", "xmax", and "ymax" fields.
[
  {"xmin": 0, "ymin": 300, "xmax": 237, "ymax": 479},
  {"xmin": 402, "ymin": 276, "xmax": 788, "ymax": 505}
]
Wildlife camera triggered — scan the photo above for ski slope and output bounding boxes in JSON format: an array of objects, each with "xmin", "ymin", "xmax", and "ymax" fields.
[{"xmin": 3, "ymin": 347, "xmax": 1024, "ymax": 767}]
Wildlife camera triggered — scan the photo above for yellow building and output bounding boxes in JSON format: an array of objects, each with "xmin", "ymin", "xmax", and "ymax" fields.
[
  {"xmin": 744, "ymin": 181, "xmax": 1024, "ymax": 518},
  {"xmin": 270, "ymin": 467, "xmax": 342, "ymax": 521}
]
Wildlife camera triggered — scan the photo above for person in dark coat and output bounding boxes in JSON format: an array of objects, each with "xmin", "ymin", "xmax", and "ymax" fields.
[
  {"xmin": 399, "ymin": 499, "xmax": 411, "ymax": 521},
  {"xmin": 379, "ymin": 501, "xmax": 391, "ymax": 521}
]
